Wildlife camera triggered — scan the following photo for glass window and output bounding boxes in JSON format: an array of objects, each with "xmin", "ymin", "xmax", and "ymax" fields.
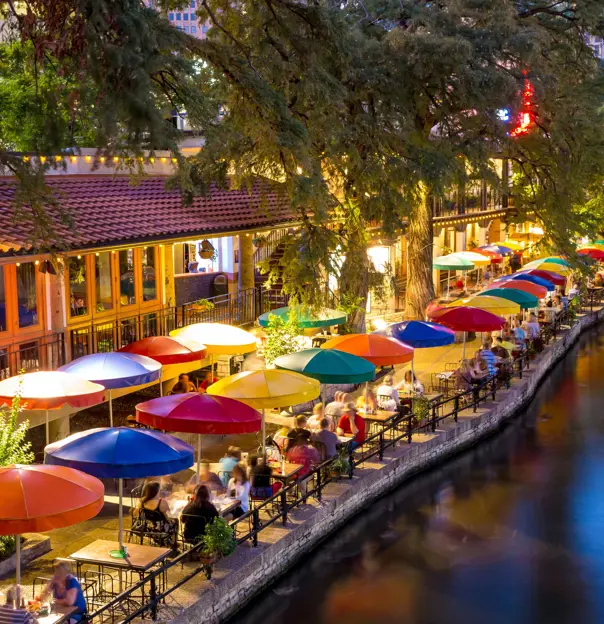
[
  {"xmin": 142, "ymin": 247, "xmax": 157, "ymax": 302},
  {"xmin": 183, "ymin": 25, "xmax": 188, "ymax": 32},
  {"xmin": 190, "ymin": 0, "xmax": 196, "ymax": 7},
  {"xmin": 16, "ymin": 262, "xmax": 38, "ymax": 328},
  {"xmin": 119, "ymin": 249, "xmax": 136, "ymax": 305},
  {"xmin": 68, "ymin": 256, "xmax": 88, "ymax": 317},
  {"xmin": 95, "ymin": 252, "xmax": 113, "ymax": 312},
  {"xmin": 191, "ymin": 25, "xmax": 197, "ymax": 34},
  {"xmin": 183, "ymin": 12, "xmax": 189, "ymax": 20},
  {"xmin": 168, "ymin": 12, "xmax": 174, "ymax": 20},
  {"xmin": 176, "ymin": 12, "xmax": 181, "ymax": 20},
  {"xmin": 0, "ymin": 266, "xmax": 5, "ymax": 332},
  {"xmin": 191, "ymin": 11, "xmax": 196, "ymax": 19}
]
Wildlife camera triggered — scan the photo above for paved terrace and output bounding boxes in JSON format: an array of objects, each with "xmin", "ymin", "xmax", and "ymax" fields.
[{"xmin": 1, "ymin": 307, "xmax": 599, "ymax": 624}]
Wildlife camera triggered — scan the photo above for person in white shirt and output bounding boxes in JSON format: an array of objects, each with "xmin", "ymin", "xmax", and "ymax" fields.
[
  {"xmin": 376, "ymin": 377, "xmax": 399, "ymax": 409},
  {"xmin": 308, "ymin": 402, "xmax": 333, "ymax": 431},
  {"xmin": 523, "ymin": 313, "xmax": 541, "ymax": 339},
  {"xmin": 325, "ymin": 391, "xmax": 345, "ymax": 421},
  {"xmin": 227, "ymin": 464, "xmax": 251, "ymax": 518},
  {"xmin": 395, "ymin": 370, "xmax": 424, "ymax": 396}
]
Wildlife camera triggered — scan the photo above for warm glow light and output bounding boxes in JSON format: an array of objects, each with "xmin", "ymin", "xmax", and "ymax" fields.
[
  {"xmin": 40, "ymin": 156, "xmax": 46, "ymax": 164},
  {"xmin": 55, "ymin": 155, "xmax": 62, "ymax": 162},
  {"xmin": 34, "ymin": 260, "xmax": 39, "ymax": 265},
  {"xmin": 70, "ymin": 156, "xmax": 77, "ymax": 163},
  {"xmin": 85, "ymin": 156, "xmax": 92, "ymax": 163},
  {"xmin": 113, "ymin": 156, "xmax": 119, "ymax": 163},
  {"xmin": 373, "ymin": 319, "xmax": 388, "ymax": 331}
]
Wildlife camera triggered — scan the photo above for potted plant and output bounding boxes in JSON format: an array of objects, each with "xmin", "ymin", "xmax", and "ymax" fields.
[
  {"xmin": 190, "ymin": 298, "xmax": 215, "ymax": 313},
  {"xmin": 197, "ymin": 518, "xmax": 236, "ymax": 578},
  {"xmin": 330, "ymin": 448, "xmax": 350, "ymax": 479},
  {"xmin": 252, "ymin": 235, "xmax": 267, "ymax": 248},
  {"xmin": 412, "ymin": 395, "xmax": 431, "ymax": 429},
  {"xmin": 198, "ymin": 240, "xmax": 216, "ymax": 260}
]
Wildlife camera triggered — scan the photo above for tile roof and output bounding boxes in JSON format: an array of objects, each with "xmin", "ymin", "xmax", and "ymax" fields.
[{"xmin": 0, "ymin": 176, "xmax": 297, "ymax": 253}]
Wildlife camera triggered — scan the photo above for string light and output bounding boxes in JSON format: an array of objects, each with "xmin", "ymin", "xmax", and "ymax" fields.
[
  {"xmin": 85, "ymin": 156, "xmax": 92, "ymax": 163},
  {"xmin": 55, "ymin": 155, "xmax": 62, "ymax": 162},
  {"xmin": 70, "ymin": 156, "xmax": 77, "ymax": 163},
  {"xmin": 113, "ymin": 156, "xmax": 119, "ymax": 163},
  {"xmin": 40, "ymin": 156, "xmax": 46, "ymax": 164}
]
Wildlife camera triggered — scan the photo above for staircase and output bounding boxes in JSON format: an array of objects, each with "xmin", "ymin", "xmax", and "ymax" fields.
[{"xmin": 253, "ymin": 228, "xmax": 290, "ymax": 307}]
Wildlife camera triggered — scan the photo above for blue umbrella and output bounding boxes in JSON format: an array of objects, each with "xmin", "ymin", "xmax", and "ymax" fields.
[
  {"xmin": 376, "ymin": 320, "xmax": 455, "ymax": 383},
  {"xmin": 59, "ymin": 352, "xmax": 162, "ymax": 427},
  {"xmin": 45, "ymin": 427, "xmax": 194, "ymax": 553},
  {"xmin": 498, "ymin": 273, "xmax": 555, "ymax": 291},
  {"xmin": 479, "ymin": 244, "xmax": 514, "ymax": 256}
]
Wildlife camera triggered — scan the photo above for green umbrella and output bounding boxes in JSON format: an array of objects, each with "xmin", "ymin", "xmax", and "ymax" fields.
[
  {"xmin": 258, "ymin": 306, "xmax": 347, "ymax": 329},
  {"xmin": 432, "ymin": 254, "xmax": 475, "ymax": 271},
  {"xmin": 478, "ymin": 288, "xmax": 539, "ymax": 309},
  {"xmin": 274, "ymin": 348, "xmax": 375, "ymax": 407},
  {"xmin": 527, "ymin": 256, "xmax": 569, "ymax": 267}
]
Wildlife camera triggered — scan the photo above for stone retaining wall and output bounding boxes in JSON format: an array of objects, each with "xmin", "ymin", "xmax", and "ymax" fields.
[{"xmin": 171, "ymin": 309, "xmax": 603, "ymax": 624}]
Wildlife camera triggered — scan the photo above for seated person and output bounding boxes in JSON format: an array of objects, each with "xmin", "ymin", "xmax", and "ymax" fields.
[
  {"xmin": 472, "ymin": 356, "xmax": 489, "ymax": 380},
  {"xmin": 396, "ymin": 370, "xmax": 424, "ymax": 396},
  {"xmin": 512, "ymin": 320, "xmax": 527, "ymax": 349},
  {"xmin": 273, "ymin": 426, "xmax": 291, "ymax": 454},
  {"xmin": 198, "ymin": 371, "xmax": 218, "ymax": 392},
  {"xmin": 286, "ymin": 415, "xmax": 311, "ymax": 451},
  {"xmin": 248, "ymin": 454, "xmax": 273, "ymax": 498},
  {"xmin": 227, "ymin": 464, "xmax": 251, "ymax": 519},
  {"xmin": 37, "ymin": 562, "xmax": 87, "ymax": 623},
  {"xmin": 218, "ymin": 446, "xmax": 242, "ymax": 486},
  {"xmin": 491, "ymin": 336, "xmax": 510, "ymax": 360},
  {"xmin": 181, "ymin": 485, "xmax": 218, "ymax": 544},
  {"xmin": 455, "ymin": 359, "xmax": 475, "ymax": 392},
  {"xmin": 311, "ymin": 418, "xmax": 340, "ymax": 459},
  {"xmin": 523, "ymin": 312, "xmax": 541, "ymax": 339},
  {"xmin": 307, "ymin": 403, "xmax": 329, "ymax": 431},
  {"xmin": 135, "ymin": 482, "xmax": 179, "ymax": 546},
  {"xmin": 376, "ymin": 377, "xmax": 399, "ymax": 409},
  {"xmin": 356, "ymin": 388, "xmax": 378, "ymax": 414},
  {"xmin": 477, "ymin": 342, "xmax": 497, "ymax": 376},
  {"xmin": 286, "ymin": 436, "xmax": 320, "ymax": 480},
  {"xmin": 337, "ymin": 403, "xmax": 366, "ymax": 446},
  {"xmin": 186, "ymin": 460, "xmax": 225, "ymax": 494},
  {"xmin": 2, "ymin": 586, "xmax": 33, "ymax": 624},
  {"xmin": 170, "ymin": 373, "xmax": 196, "ymax": 394},
  {"xmin": 325, "ymin": 392, "xmax": 345, "ymax": 421}
]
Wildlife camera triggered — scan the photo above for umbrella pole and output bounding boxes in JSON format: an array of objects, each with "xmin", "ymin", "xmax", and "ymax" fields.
[
  {"xmin": 197, "ymin": 434, "xmax": 202, "ymax": 478},
  {"xmin": 118, "ymin": 478, "xmax": 124, "ymax": 552},
  {"xmin": 462, "ymin": 332, "xmax": 467, "ymax": 360},
  {"xmin": 109, "ymin": 390, "xmax": 113, "ymax": 428},
  {"xmin": 45, "ymin": 410, "xmax": 49, "ymax": 445},
  {"xmin": 262, "ymin": 408, "xmax": 266, "ymax": 454},
  {"xmin": 364, "ymin": 382, "xmax": 369, "ymax": 411},
  {"xmin": 16, "ymin": 534, "xmax": 21, "ymax": 604}
]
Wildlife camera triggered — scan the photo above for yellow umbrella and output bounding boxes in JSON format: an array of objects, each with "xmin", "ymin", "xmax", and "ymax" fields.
[
  {"xmin": 448, "ymin": 295, "xmax": 520, "ymax": 316},
  {"xmin": 170, "ymin": 323, "xmax": 257, "ymax": 355},
  {"xmin": 502, "ymin": 240, "xmax": 524, "ymax": 251},
  {"xmin": 207, "ymin": 369, "xmax": 320, "ymax": 450},
  {"xmin": 522, "ymin": 260, "xmax": 571, "ymax": 275},
  {"xmin": 449, "ymin": 251, "xmax": 491, "ymax": 267}
]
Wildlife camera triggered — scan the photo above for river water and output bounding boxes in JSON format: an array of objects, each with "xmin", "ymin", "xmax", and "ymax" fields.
[{"xmin": 229, "ymin": 327, "xmax": 604, "ymax": 624}]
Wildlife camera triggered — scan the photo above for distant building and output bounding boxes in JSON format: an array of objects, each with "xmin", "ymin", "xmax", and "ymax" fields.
[
  {"xmin": 146, "ymin": 0, "xmax": 208, "ymax": 38},
  {"xmin": 586, "ymin": 35, "xmax": 604, "ymax": 59}
]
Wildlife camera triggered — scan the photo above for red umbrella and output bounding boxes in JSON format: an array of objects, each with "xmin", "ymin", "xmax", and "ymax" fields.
[
  {"xmin": 119, "ymin": 336, "xmax": 207, "ymax": 365},
  {"xmin": 428, "ymin": 306, "xmax": 505, "ymax": 358},
  {"xmin": 519, "ymin": 269, "xmax": 566, "ymax": 286},
  {"xmin": 494, "ymin": 279, "xmax": 548, "ymax": 299},
  {"xmin": 578, "ymin": 248, "xmax": 604, "ymax": 261},
  {"xmin": 136, "ymin": 393, "xmax": 262, "ymax": 476},
  {"xmin": 475, "ymin": 249, "xmax": 503, "ymax": 263}
]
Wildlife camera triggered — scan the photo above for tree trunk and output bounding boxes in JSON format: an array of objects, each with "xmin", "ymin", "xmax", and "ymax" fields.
[
  {"xmin": 339, "ymin": 225, "xmax": 369, "ymax": 333},
  {"xmin": 405, "ymin": 184, "xmax": 435, "ymax": 319}
]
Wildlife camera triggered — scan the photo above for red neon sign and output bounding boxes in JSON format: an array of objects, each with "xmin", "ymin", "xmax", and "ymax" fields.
[{"xmin": 510, "ymin": 79, "xmax": 535, "ymax": 137}]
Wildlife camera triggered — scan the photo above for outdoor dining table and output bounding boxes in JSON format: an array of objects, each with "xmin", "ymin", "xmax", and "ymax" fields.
[
  {"xmin": 267, "ymin": 461, "xmax": 304, "ymax": 482},
  {"xmin": 166, "ymin": 493, "xmax": 240, "ymax": 520},
  {"xmin": 35, "ymin": 605, "xmax": 77, "ymax": 624},
  {"xmin": 69, "ymin": 539, "xmax": 172, "ymax": 596}
]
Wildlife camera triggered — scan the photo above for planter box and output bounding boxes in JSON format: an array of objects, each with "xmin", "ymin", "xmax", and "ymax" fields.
[{"xmin": 0, "ymin": 534, "xmax": 51, "ymax": 578}]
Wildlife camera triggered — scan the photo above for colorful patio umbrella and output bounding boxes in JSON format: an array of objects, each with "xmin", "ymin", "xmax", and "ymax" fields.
[
  {"xmin": 478, "ymin": 244, "xmax": 514, "ymax": 256},
  {"xmin": 118, "ymin": 336, "xmax": 207, "ymax": 365},
  {"xmin": 0, "ymin": 464, "xmax": 104, "ymax": 599},
  {"xmin": 258, "ymin": 306, "xmax": 347, "ymax": 329},
  {"xmin": 136, "ymin": 394, "xmax": 262, "ymax": 477},
  {"xmin": 504, "ymin": 272, "xmax": 556, "ymax": 290},
  {"xmin": 379, "ymin": 320, "xmax": 455, "ymax": 383},
  {"xmin": 478, "ymin": 288, "xmax": 539, "ymax": 309},
  {"xmin": 526, "ymin": 256, "xmax": 569, "ymax": 267},
  {"xmin": 170, "ymin": 323, "xmax": 257, "ymax": 355},
  {"xmin": 321, "ymin": 333, "xmax": 414, "ymax": 367},
  {"xmin": 432, "ymin": 254, "xmax": 475, "ymax": 270},
  {"xmin": 0, "ymin": 371, "xmax": 105, "ymax": 444},
  {"xmin": 45, "ymin": 427, "xmax": 194, "ymax": 554},
  {"xmin": 522, "ymin": 259, "xmax": 570, "ymax": 275},
  {"xmin": 208, "ymin": 370, "xmax": 321, "ymax": 450},
  {"xmin": 502, "ymin": 240, "xmax": 524, "ymax": 251},
  {"xmin": 518, "ymin": 269, "xmax": 566, "ymax": 287},
  {"xmin": 448, "ymin": 295, "xmax": 520, "ymax": 316},
  {"xmin": 578, "ymin": 247, "xmax": 604, "ymax": 261},
  {"xmin": 59, "ymin": 353, "xmax": 162, "ymax": 427},
  {"xmin": 447, "ymin": 251, "xmax": 490, "ymax": 267},
  {"xmin": 428, "ymin": 306, "xmax": 505, "ymax": 358},
  {"xmin": 475, "ymin": 248, "xmax": 503, "ymax": 263},
  {"xmin": 494, "ymin": 279, "xmax": 547, "ymax": 299}
]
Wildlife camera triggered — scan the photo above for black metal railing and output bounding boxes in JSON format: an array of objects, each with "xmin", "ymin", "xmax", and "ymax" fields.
[{"xmin": 0, "ymin": 333, "xmax": 66, "ymax": 379}]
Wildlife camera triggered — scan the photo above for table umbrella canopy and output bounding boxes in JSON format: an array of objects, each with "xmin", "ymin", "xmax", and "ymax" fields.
[
  {"xmin": 578, "ymin": 247, "xmax": 604, "ymax": 260},
  {"xmin": 274, "ymin": 348, "xmax": 376, "ymax": 384},
  {"xmin": 474, "ymin": 248, "xmax": 503, "ymax": 263},
  {"xmin": 502, "ymin": 240, "xmax": 524, "ymax": 251},
  {"xmin": 446, "ymin": 251, "xmax": 490, "ymax": 267},
  {"xmin": 59, "ymin": 352, "xmax": 162, "ymax": 390},
  {"xmin": 0, "ymin": 464, "xmax": 104, "ymax": 534},
  {"xmin": 448, "ymin": 295, "xmax": 520, "ymax": 316},
  {"xmin": 135, "ymin": 393, "xmax": 262, "ymax": 435},
  {"xmin": 0, "ymin": 371, "xmax": 105, "ymax": 411},
  {"xmin": 170, "ymin": 323, "xmax": 256, "ymax": 355},
  {"xmin": 518, "ymin": 269, "xmax": 566, "ymax": 287},
  {"xmin": 478, "ymin": 288, "xmax": 539, "ymax": 309},
  {"xmin": 522, "ymin": 260, "xmax": 570, "ymax": 275},
  {"xmin": 478, "ymin": 244, "xmax": 514, "ymax": 256},
  {"xmin": 432, "ymin": 254, "xmax": 475, "ymax": 270},
  {"xmin": 45, "ymin": 427, "xmax": 195, "ymax": 479},
  {"xmin": 379, "ymin": 320, "xmax": 455, "ymax": 349},
  {"xmin": 526, "ymin": 256, "xmax": 569, "ymax": 267},
  {"xmin": 118, "ymin": 336, "xmax": 207, "ymax": 365},
  {"xmin": 494, "ymin": 279, "xmax": 548, "ymax": 299},
  {"xmin": 258, "ymin": 306, "xmax": 347, "ymax": 329},
  {"xmin": 321, "ymin": 334, "xmax": 414, "ymax": 367},
  {"xmin": 428, "ymin": 306, "xmax": 506, "ymax": 332},
  {"xmin": 207, "ymin": 369, "xmax": 320, "ymax": 409}
]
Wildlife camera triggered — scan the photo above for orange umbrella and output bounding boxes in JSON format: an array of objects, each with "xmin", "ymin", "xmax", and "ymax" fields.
[
  {"xmin": 495, "ymin": 279, "xmax": 547, "ymax": 299},
  {"xmin": 321, "ymin": 334, "xmax": 414, "ymax": 367},
  {"xmin": 0, "ymin": 464, "xmax": 104, "ymax": 597},
  {"xmin": 0, "ymin": 372, "xmax": 105, "ymax": 444}
]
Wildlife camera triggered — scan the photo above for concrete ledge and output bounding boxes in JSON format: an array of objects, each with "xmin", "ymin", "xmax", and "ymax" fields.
[
  {"xmin": 169, "ymin": 308, "xmax": 603, "ymax": 624},
  {"xmin": 0, "ymin": 534, "xmax": 51, "ymax": 579}
]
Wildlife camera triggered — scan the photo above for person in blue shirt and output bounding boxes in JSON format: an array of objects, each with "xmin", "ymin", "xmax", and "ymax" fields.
[
  {"xmin": 218, "ymin": 446, "xmax": 242, "ymax": 486},
  {"xmin": 37, "ymin": 561, "xmax": 86, "ymax": 623},
  {"xmin": 478, "ymin": 342, "xmax": 497, "ymax": 376}
]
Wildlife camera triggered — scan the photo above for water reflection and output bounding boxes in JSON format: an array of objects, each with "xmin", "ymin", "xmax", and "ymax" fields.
[{"xmin": 231, "ymin": 329, "xmax": 604, "ymax": 624}]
